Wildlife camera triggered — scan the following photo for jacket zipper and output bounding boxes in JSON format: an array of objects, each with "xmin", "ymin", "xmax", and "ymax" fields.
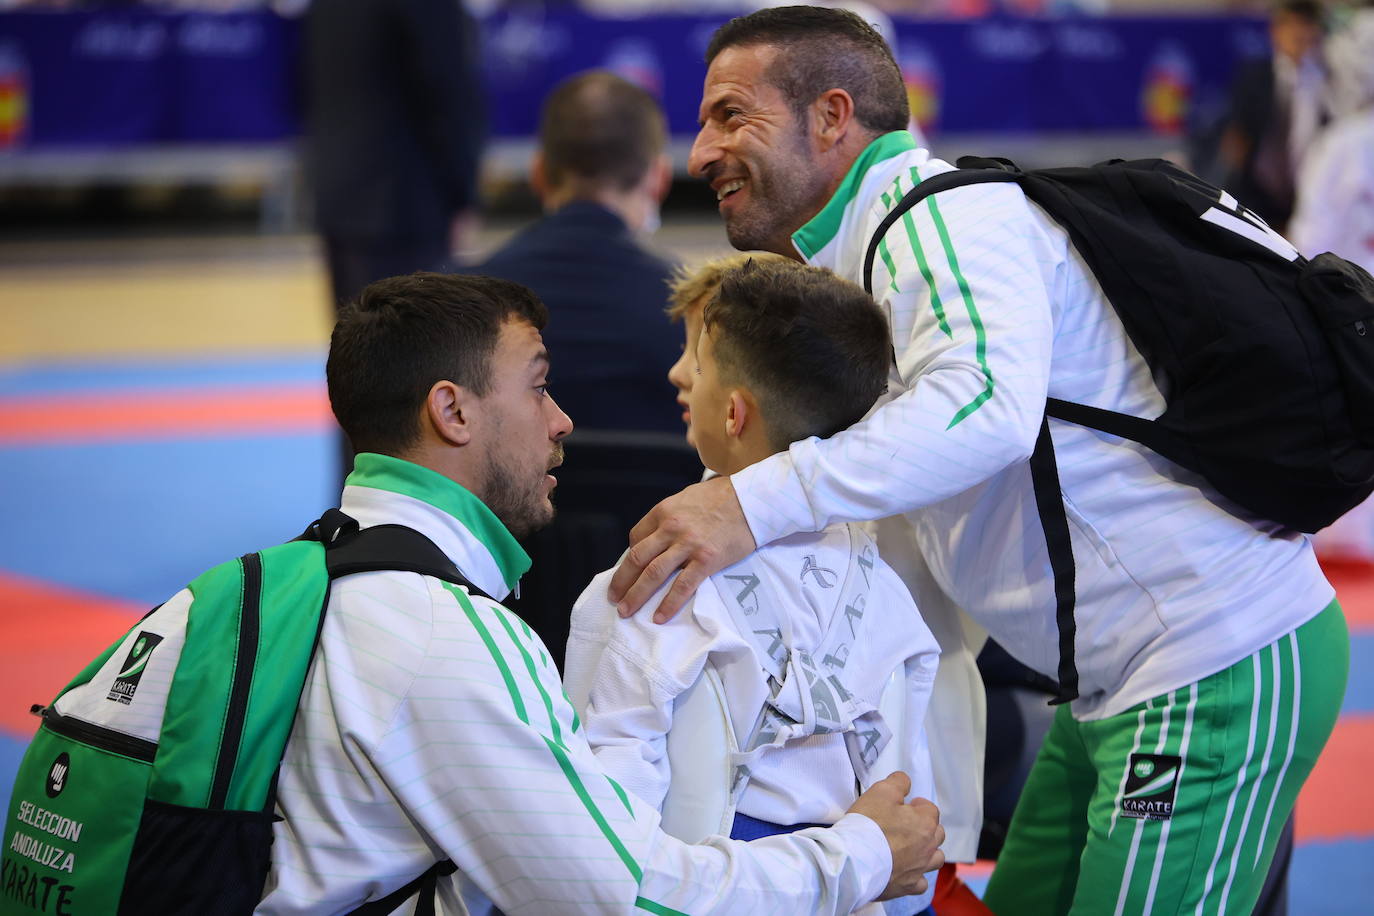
[{"xmin": 39, "ymin": 706, "xmax": 157, "ymax": 763}]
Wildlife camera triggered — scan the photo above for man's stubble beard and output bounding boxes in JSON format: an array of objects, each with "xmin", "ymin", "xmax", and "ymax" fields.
[
  {"xmin": 723, "ymin": 136, "xmax": 825, "ymax": 254},
  {"xmin": 480, "ymin": 440, "xmax": 563, "ymax": 540},
  {"xmin": 724, "ymin": 177, "xmax": 809, "ymax": 253}
]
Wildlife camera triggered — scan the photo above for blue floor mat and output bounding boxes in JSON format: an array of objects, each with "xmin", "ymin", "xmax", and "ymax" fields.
[{"xmin": 0, "ymin": 434, "xmax": 335, "ymax": 605}]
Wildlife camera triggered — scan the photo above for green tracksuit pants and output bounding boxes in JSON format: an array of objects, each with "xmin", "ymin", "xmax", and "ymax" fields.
[{"xmin": 983, "ymin": 599, "xmax": 1348, "ymax": 916}]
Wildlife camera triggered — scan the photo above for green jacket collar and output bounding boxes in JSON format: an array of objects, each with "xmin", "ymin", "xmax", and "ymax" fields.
[
  {"xmin": 792, "ymin": 130, "xmax": 919, "ymax": 261},
  {"xmin": 346, "ymin": 453, "xmax": 531, "ymax": 590}
]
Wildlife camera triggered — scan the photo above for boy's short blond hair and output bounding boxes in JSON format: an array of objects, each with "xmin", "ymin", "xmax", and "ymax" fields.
[{"xmin": 666, "ymin": 251, "xmax": 791, "ymax": 321}]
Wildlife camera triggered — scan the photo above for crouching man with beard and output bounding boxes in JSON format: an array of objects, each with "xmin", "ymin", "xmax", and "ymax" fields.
[{"xmin": 257, "ymin": 272, "xmax": 945, "ymax": 914}]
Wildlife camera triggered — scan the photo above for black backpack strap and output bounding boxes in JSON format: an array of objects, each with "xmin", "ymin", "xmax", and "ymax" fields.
[
  {"xmin": 302, "ymin": 507, "xmax": 495, "ymax": 601},
  {"xmin": 862, "ymin": 162, "xmax": 1021, "ymax": 295},
  {"xmin": 209, "ymin": 550, "xmax": 266, "ymax": 809},
  {"xmin": 1045, "ymin": 397, "xmax": 1195, "ymax": 463},
  {"xmin": 1029, "ymin": 417, "xmax": 1080, "ymax": 704},
  {"xmin": 346, "ymin": 859, "xmax": 459, "ymax": 916},
  {"xmin": 1029, "ymin": 397, "xmax": 1205, "ymax": 705},
  {"xmin": 862, "ymin": 160, "xmax": 1082, "ymax": 702}
]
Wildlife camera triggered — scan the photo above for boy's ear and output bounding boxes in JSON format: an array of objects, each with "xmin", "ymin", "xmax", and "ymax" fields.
[
  {"xmin": 425, "ymin": 380, "xmax": 475, "ymax": 447},
  {"xmin": 725, "ymin": 389, "xmax": 750, "ymax": 439}
]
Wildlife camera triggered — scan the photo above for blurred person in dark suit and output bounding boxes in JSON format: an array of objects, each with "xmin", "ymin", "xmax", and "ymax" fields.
[
  {"xmin": 1215, "ymin": 0, "xmax": 1328, "ymax": 231},
  {"xmin": 303, "ymin": 0, "xmax": 484, "ymax": 317},
  {"xmin": 459, "ymin": 70, "xmax": 680, "ymax": 435},
  {"xmin": 455, "ymin": 71, "xmax": 685, "ymax": 669}
]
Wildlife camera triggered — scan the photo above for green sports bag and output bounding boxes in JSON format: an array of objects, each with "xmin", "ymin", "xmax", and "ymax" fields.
[{"xmin": 2, "ymin": 510, "xmax": 480, "ymax": 915}]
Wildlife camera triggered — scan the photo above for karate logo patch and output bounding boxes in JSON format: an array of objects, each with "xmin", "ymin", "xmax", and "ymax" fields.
[
  {"xmin": 1120, "ymin": 753, "xmax": 1182, "ymax": 820},
  {"xmin": 106, "ymin": 631, "xmax": 163, "ymax": 705}
]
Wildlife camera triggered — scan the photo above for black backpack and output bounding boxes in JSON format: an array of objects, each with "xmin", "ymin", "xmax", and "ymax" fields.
[
  {"xmin": 3, "ymin": 509, "xmax": 474, "ymax": 915},
  {"xmin": 864, "ymin": 156, "xmax": 1374, "ymax": 702}
]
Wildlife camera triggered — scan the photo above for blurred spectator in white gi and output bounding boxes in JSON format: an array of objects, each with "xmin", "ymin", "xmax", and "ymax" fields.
[{"xmin": 1290, "ymin": 5, "xmax": 1374, "ymax": 565}]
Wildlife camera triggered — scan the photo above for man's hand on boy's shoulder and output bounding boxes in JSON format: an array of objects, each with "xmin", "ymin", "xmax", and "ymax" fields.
[
  {"xmin": 848, "ymin": 772, "xmax": 946, "ymax": 901},
  {"xmin": 610, "ymin": 475, "xmax": 755, "ymax": 623}
]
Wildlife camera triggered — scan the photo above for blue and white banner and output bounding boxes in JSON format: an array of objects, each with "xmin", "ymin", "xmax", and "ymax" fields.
[{"xmin": 0, "ymin": 9, "xmax": 1267, "ymax": 149}]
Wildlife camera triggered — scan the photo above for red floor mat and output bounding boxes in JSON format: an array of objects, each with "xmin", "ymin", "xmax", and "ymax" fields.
[{"xmin": 0, "ymin": 572, "xmax": 140, "ymax": 733}]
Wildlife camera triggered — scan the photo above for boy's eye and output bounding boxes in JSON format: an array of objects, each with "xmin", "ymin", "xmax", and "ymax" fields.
[{"xmin": 535, "ymin": 384, "xmax": 549, "ymax": 397}]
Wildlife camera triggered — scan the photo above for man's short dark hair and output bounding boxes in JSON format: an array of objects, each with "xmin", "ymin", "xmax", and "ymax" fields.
[
  {"xmin": 328, "ymin": 272, "xmax": 548, "ymax": 456},
  {"xmin": 703, "ymin": 259, "xmax": 889, "ymax": 452},
  {"xmin": 539, "ymin": 70, "xmax": 667, "ymax": 192},
  {"xmin": 705, "ymin": 6, "xmax": 908, "ymax": 136},
  {"xmin": 1275, "ymin": 0, "xmax": 1323, "ymax": 24}
]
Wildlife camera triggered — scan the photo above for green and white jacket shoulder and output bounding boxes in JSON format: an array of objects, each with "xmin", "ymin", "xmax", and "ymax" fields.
[
  {"xmin": 733, "ymin": 131, "xmax": 1333, "ymax": 722},
  {"xmin": 256, "ymin": 453, "xmax": 892, "ymax": 915}
]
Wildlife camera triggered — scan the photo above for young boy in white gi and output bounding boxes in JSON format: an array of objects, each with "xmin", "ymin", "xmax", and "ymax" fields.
[{"xmin": 564, "ymin": 258, "xmax": 941, "ymax": 913}]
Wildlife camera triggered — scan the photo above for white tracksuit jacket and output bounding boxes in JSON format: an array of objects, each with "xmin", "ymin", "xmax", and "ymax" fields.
[
  {"xmin": 256, "ymin": 453, "xmax": 894, "ymax": 915},
  {"xmin": 729, "ymin": 131, "xmax": 1333, "ymax": 848}
]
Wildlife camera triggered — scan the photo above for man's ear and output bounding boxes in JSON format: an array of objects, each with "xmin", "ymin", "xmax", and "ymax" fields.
[
  {"xmin": 425, "ymin": 380, "xmax": 475, "ymax": 447},
  {"xmin": 529, "ymin": 150, "xmax": 549, "ymax": 202},
  {"xmin": 650, "ymin": 153, "xmax": 673, "ymax": 204},
  {"xmin": 725, "ymin": 389, "xmax": 751, "ymax": 439},
  {"xmin": 812, "ymin": 88, "xmax": 856, "ymax": 152}
]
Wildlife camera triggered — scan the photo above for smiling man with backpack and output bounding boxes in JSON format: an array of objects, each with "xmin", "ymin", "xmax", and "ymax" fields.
[{"xmin": 607, "ymin": 7, "xmax": 1365, "ymax": 914}]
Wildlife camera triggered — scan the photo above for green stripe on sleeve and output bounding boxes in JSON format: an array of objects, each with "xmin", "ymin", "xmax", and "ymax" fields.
[
  {"xmin": 445, "ymin": 583, "xmax": 528, "ymax": 725},
  {"xmin": 493, "ymin": 608, "xmax": 564, "ymax": 748},
  {"xmin": 606, "ymin": 775, "xmax": 635, "ymax": 816},
  {"xmin": 543, "ymin": 734, "xmax": 644, "ymax": 883},
  {"xmin": 902, "ymin": 214, "xmax": 951, "ymax": 339},
  {"xmin": 926, "ymin": 193, "xmax": 996, "ymax": 428},
  {"xmin": 878, "ymin": 239, "xmax": 901, "ymax": 294},
  {"xmin": 636, "ymin": 896, "xmax": 691, "ymax": 915},
  {"xmin": 876, "ymin": 190, "xmax": 901, "ymax": 294},
  {"xmin": 566, "ymin": 691, "xmax": 582, "ymax": 733},
  {"xmin": 894, "ymin": 170, "xmax": 952, "ymax": 339}
]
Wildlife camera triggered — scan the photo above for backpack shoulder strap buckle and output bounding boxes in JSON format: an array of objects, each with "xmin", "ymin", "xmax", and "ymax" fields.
[
  {"xmin": 297, "ymin": 507, "xmax": 360, "ymax": 545},
  {"xmin": 954, "ymin": 155, "xmax": 1021, "ymax": 173}
]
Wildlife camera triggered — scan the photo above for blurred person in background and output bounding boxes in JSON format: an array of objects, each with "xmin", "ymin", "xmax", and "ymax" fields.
[
  {"xmin": 1215, "ymin": 0, "xmax": 1328, "ymax": 231},
  {"xmin": 1322, "ymin": 0, "xmax": 1374, "ymax": 120},
  {"xmin": 303, "ymin": 0, "xmax": 484, "ymax": 480},
  {"xmin": 303, "ymin": 0, "xmax": 484, "ymax": 317},
  {"xmin": 1290, "ymin": 4, "xmax": 1374, "ymax": 567},
  {"xmin": 1289, "ymin": 3, "xmax": 1374, "ymax": 274},
  {"xmin": 458, "ymin": 70, "xmax": 679, "ymax": 435},
  {"xmin": 454, "ymin": 71, "xmax": 683, "ymax": 671}
]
